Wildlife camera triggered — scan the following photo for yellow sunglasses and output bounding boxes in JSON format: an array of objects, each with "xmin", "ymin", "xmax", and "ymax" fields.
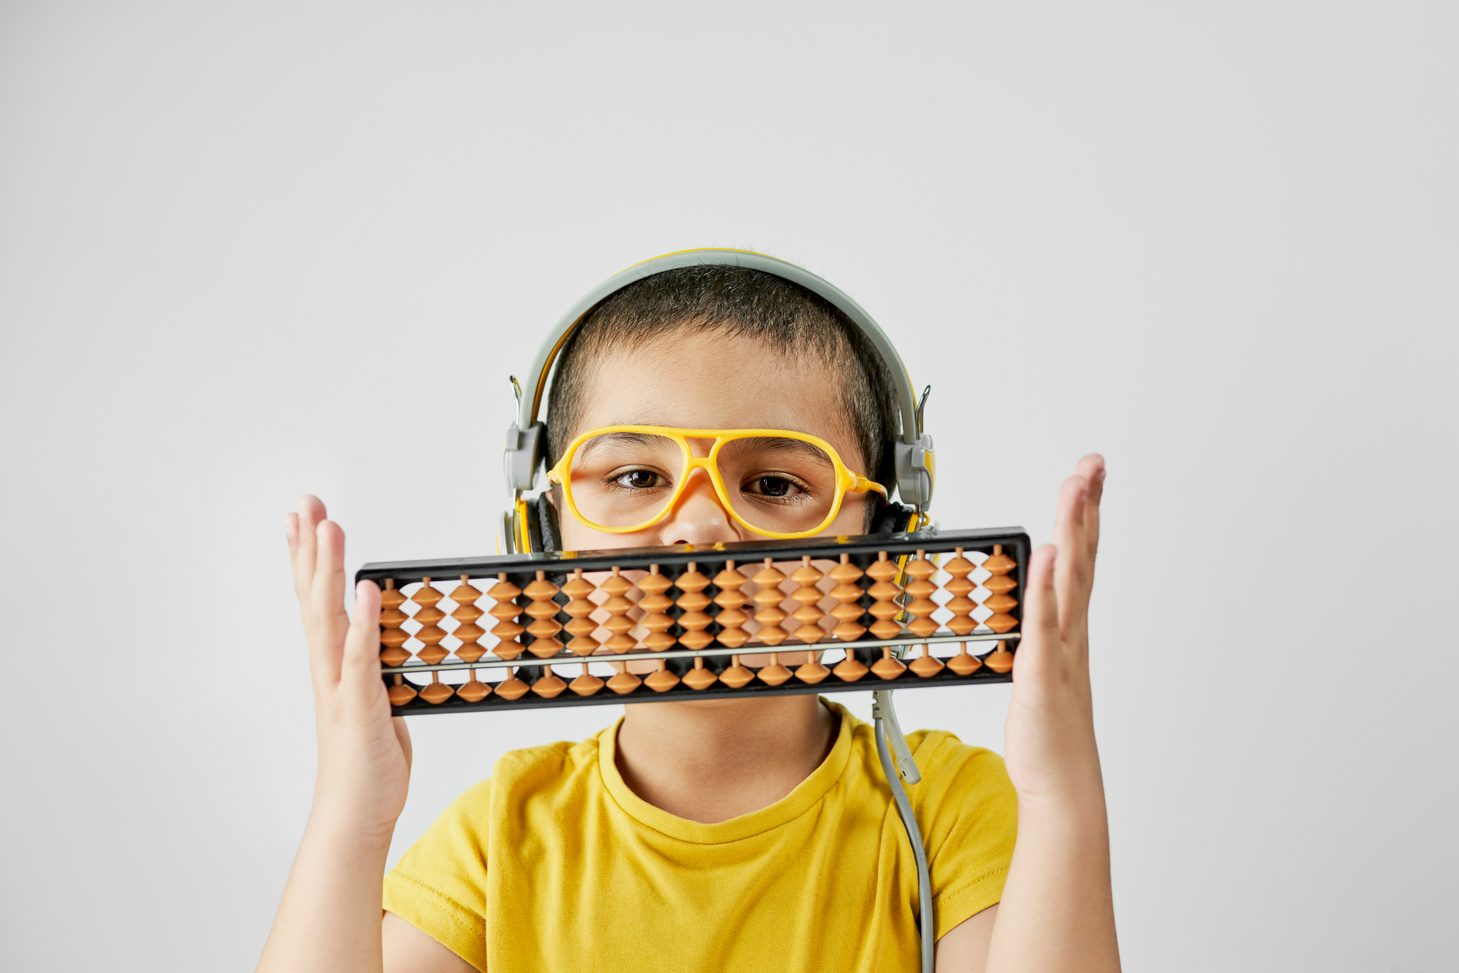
[{"xmin": 546, "ymin": 425, "xmax": 888, "ymax": 539}]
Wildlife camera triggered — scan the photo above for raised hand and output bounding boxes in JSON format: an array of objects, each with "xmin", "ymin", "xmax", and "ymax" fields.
[
  {"xmin": 285, "ymin": 495, "xmax": 412, "ymax": 838},
  {"xmin": 1001, "ymin": 454, "xmax": 1106, "ymax": 808}
]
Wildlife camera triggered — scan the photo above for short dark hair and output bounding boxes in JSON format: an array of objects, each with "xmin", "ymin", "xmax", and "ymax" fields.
[{"xmin": 544, "ymin": 266, "xmax": 901, "ymax": 494}]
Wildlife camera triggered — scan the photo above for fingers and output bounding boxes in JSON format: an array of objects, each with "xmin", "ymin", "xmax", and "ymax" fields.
[
  {"xmin": 290, "ymin": 495, "xmax": 327, "ymax": 608},
  {"xmin": 1052, "ymin": 474, "xmax": 1091, "ymax": 630},
  {"xmin": 1018, "ymin": 544, "xmax": 1061, "ymax": 684},
  {"xmin": 311, "ymin": 519, "xmax": 349, "ymax": 623},
  {"xmin": 306, "ymin": 520, "xmax": 351, "ymax": 679},
  {"xmin": 341, "ymin": 579, "xmax": 383, "ymax": 705},
  {"xmin": 1075, "ymin": 453, "xmax": 1106, "ymax": 560}
]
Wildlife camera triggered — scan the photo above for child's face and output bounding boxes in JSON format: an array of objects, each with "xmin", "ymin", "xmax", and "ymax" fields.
[{"xmin": 552, "ymin": 329, "xmax": 876, "ymax": 552}]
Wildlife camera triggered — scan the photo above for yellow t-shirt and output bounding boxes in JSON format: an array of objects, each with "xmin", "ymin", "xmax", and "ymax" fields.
[{"xmin": 383, "ymin": 700, "xmax": 1016, "ymax": 972}]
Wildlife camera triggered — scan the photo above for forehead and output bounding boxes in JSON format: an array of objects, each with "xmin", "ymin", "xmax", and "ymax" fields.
[{"xmin": 569, "ymin": 330, "xmax": 859, "ymax": 455}]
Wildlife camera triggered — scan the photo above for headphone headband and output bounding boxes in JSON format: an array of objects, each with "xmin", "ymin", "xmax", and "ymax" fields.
[{"xmin": 503, "ymin": 249, "xmax": 934, "ymax": 550}]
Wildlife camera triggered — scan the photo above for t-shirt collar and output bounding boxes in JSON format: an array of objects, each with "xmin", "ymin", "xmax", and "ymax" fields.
[{"xmin": 597, "ymin": 698, "xmax": 856, "ymax": 843}]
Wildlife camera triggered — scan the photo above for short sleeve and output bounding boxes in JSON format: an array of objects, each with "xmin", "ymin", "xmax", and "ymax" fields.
[
  {"xmin": 383, "ymin": 778, "xmax": 493, "ymax": 971},
  {"xmin": 909, "ymin": 735, "xmax": 1019, "ymax": 939}
]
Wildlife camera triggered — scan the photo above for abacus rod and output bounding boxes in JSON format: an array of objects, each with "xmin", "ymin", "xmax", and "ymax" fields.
[{"xmin": 383, "ymin": 631, "xmax": 1021, "ymax": 675}]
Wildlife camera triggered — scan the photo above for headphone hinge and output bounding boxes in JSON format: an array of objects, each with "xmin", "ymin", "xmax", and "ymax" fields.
[
  {"xmin": 503, "ymin": 421, "xmax": 545, "ymax": 494},
  {"xmin": 894, "ymin": 434, "xmax": 935, "ymax": 508}
]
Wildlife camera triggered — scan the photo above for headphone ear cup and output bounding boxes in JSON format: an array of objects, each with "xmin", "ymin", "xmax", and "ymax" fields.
[
  {"xmin": 869, "ymin": 499, "xmax": 917, "ymax": 535},
  {"xmin": 525, "ymin": 494, "xmax": 561, "ymax": 553}
]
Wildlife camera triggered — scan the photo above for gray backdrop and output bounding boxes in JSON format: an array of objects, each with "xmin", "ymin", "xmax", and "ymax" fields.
[{"xmin": 2, "ymin": 2, "xmax": 1454, "ymax": 971}]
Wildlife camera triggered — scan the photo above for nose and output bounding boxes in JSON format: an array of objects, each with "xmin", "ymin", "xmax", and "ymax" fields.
[{"xmin": 657, "ymin": 467, "xmax": 743, "ymax": 547}]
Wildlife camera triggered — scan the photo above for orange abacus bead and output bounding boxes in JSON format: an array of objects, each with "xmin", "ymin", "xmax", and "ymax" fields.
[
  {"xmin": 607, "ymin": 665, "xmax": 642, "ymax": 695},
  {"xmin": 719, "ymin": 656, "xmax": 754, "ymax": 689},
  {"xmin": 638, "ymin": 565, "xmax": 676, "ymax": 652},
  {"xmin": 945, "ymin": 550, "xmax": 983, "ymax": 674},
  {"xmin": 981, "ymin": 545, "xmax": 1019, "ymax": 634},
  {"xmin": 866, "ymin": 553, "xmax": 903, "ymax": 640},
  {"xmin": 871, "ymin": 647, "xmax": 907, "ymax": 680},
  {"xmin": 751, "ymin": 559, "xmax": 789, "ymax": 646},
  {"xmin": 903, "ymin": 550, "xmax": 939, "ymax": 638},
  {"xmin": 943, "ymin": 548, "xmax": 979, "ymax": 636},
  {"xmin": 675, "ymin": 563, "xmax": 714, "ymax": 651},
  {"xmin": 569, "ymin": 662, "xmax": 604, "ymax": 697},
  {"xmin": 794, "ymin": 656, "xmax": 831, "ymax": 684},
  {"xmin": 984, "ymin": 640, "xmax": 1015, "ymax": 674},
  {"xmin": 682, "ymin": 657, "xmax": 718, "ymax": 690},
  {"xmin": 456, "ymin": 675, "xmax": 492, "ymax": 703},
  {"xmin": 676, "ymin": 562, "xmax": 715, "ymax": 690},
  {"xmin": 524, "ymin": 571, "xmax": 563, "ymax": 659},
  {"xmin": 531, "ymin": 666, "xmax": 567, "ymax": 698},
  {"xmin": 488, "ymin": 574, "xmax": 525, "ymax": 661},
  {"xmin": 495, "ymin": 667, "xmax": 530, "ymax": 700},
  {"xmin": 645, "ymin": 666, "xmax": 681, "ymax": 692},
  {"xmin": 828, "ymin": 555, "xmax": 867, "ymax": 643},
  {"xmin": 420, "ymin": 672, "xmax": 454, "ymax": 705},
  {"xmin": 946, "ymin": 643, "xmax": 982, "ymax": 677},
  {"xmin": 833, "ymin": 648, "xmax": 869, "ymax": 682},
  {"xmin": 561, "ymin": 569, "xmax": 600, "ymax": 657},
  {"xmin": 599, "ymin": 568, "xmax": 637, "ymax": 654},
  {"xmin": 387, "ymin": 674, "xmax": 417, "ymax": 707},
  {"xmin": 638, "ymin": 566, "xmax": 679, "ymax": 690},
  {"xmin": 789, "ymin": 556, "xmax": 827, "ymax": 644},
  {"xmin": 757, "ymin": 654, "xmax": 792, "ymax": 686},
  {"xmin": 712, "ymin": 562, "xmax": 751, "ymax": 648},
  {"xmin": 449, "ymin": 576, "xmax": 488, "ymax": 663},
  {"xmin": 904, "ymin": 550, "xmax": 943, "ymax": 678},
  {"xmin": 789, "ymin": 556, "xmax": 831, "ymax": 683},
  {"xmin": 412, "ymin": 578, "xmax": 450, "ymax": 665},
  {"xmin": 379, "ymin": 579, "xmax": 411, "ymax": 667},
  {"xmin": 909, "ymin": 646, "xmax": 944, "ymax": 678}
]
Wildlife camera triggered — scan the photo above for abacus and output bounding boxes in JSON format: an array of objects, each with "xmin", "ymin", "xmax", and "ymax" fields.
[{"xmin": 355, "ymin": 528, "xmax": 1030, "ymax": 715}]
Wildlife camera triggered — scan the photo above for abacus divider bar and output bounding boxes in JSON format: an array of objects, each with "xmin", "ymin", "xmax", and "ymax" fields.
[
  {"xmin": 355, "ymin": 528, "xmax": 1031, "ymax": 590},
  {"xmin": 382, "ymin": 631, "xmax": 1023, "ymax": 674}
]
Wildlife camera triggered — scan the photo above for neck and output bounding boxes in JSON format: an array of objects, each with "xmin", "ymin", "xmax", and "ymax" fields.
[{"xmin": 614, "ymin": 695, "xmax": 838, "ymax": 824}]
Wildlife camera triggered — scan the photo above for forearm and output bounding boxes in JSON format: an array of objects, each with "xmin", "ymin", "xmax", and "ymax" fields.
[
  {"xmin": 256, "ymin": 803, "xmax": 394, "ymax": 973},
  {"xmin": 984, "ymin": 787, "xmax": 1120, "ymax": 973}
]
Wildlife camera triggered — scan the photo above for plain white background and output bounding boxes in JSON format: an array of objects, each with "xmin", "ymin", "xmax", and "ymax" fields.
[{"xmin": 2, "ymin": 2, "xmax": 1454, "ymax": 970}]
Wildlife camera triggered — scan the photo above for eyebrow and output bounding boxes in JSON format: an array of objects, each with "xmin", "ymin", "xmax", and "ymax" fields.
[
  {"xmin": 575, "ymin": 432, "xmax": 672, "ymax": 463},
  {"xmin": 726, "ymin": 436, "xmax": 832, "ymax": 462}
]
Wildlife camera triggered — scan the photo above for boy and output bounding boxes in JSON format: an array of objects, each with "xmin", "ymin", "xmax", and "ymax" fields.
[{"xmin": 259, "ymin": 262, "xmax": 1119, "ymax": 972}]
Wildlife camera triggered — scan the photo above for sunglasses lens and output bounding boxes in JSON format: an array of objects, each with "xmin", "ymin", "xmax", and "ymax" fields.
[
  {"xmin": 718, "ymin": 436, "xmax": 840, "ymax": 535},
  {"xmin": 567, "ymin": 432, "xmax": 685, "ymax": 529}
]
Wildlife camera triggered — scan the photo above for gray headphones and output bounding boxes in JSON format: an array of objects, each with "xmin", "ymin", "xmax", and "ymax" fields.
[{"xmin": 501, "ymin": 249, "xmax": 935, "ymax": 553}]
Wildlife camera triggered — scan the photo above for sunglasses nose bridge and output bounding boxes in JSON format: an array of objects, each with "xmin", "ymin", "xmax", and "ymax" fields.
[
  {"xmin": 678, "ymin": 457, "xmax": 723, "ymax": 499},
  {"xmin": 683, "ymin": 434, "xmax": 718, "ymax": 459}
]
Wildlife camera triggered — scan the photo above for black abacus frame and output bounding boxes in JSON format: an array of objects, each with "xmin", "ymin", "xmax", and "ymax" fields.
[{"xmin": 355, "ymin": 527, "xmax": 1031, "ymax": 715}]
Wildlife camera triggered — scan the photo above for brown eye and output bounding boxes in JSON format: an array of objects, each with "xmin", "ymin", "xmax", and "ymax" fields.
[
  {"xmin": 744, "ymin": 474, "xmax": 807, "ymax": 499},
  {"xmin": 614, "ymin": 470, "xmax": 661, "ymax": 489}
]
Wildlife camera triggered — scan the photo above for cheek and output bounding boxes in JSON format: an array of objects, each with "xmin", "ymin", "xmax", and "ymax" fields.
[
  {"xmin": 554, "ymin": 500, "xmax": 648, "ymax": 553},
  {"xmin": 822, "ymin": 494, "xmax": 872, "ymax": 537},
  {"xmin": 558, "ymin": 514, "xmax": 618, "ymax": 553}
]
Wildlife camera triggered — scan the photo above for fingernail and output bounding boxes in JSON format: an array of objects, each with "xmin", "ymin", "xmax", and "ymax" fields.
[{"xmin": 1097, "ymin": 467, "xmax": 1107, "ymax": 482}]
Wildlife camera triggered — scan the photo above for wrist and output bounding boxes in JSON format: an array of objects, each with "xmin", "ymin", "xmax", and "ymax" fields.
[
  {"xmin": 306, "ymin": 791, "xmax": 401, "ymax": 850},
  {"xmin": 1016, "ymin": 782, "xmax": 1109, "ymax": 832}
]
